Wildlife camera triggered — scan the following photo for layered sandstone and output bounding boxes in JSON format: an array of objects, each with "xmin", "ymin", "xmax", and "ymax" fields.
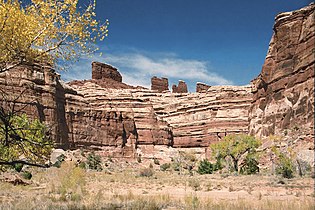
[
  {"xmin": 172, "ymin": 80, "xmax": 188, "ymax": 93},
  {"xmin": 0, "ymin": 64, "xmax": 71, "ymax": 149},
  {"xmin": 249, "ymin": 3, "xmax": 314, "ymax": 140},
  {"xmin": 151, "ymin": 76, "xmax": 169, "ymax": 92},
  {"xmin": 147, "ymin": 85, "xmax": 252, "ymax": 148},
  {"xmin": 196, "ymin": 82, "xmax": 211, "ymax": 93},
  {"xmin": 92, "ymin": 62, "xmax": 122, "ymax": 82},
  {"xmin": 0, "ymin": 4, "xmax": 313, "ymax": 160}
]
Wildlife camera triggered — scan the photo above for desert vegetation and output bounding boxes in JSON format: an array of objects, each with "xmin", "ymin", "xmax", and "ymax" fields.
[
  {"xmin": 0, "ymin": 151, "xmax": 314, "ymax": 210},
  {"xmin": 0, "ymin": 134, "xmax": 314, "ymax": 209}
]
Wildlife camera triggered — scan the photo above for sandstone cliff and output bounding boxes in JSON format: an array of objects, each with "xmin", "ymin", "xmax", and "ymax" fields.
[
  {"xmin": 0, "ymin": 4, "xmax": 313, "ymax": 160},
  {"xmin": 249, "ymin": 4, "xmax": 314, "ymax": 142}
]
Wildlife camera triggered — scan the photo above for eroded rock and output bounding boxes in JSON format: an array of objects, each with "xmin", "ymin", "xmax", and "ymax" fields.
[{"xmin": 172, "ymin": 80, "xmax": 188, "ymax": 93}]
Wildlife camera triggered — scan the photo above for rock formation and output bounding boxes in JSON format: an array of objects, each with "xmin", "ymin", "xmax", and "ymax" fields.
[
  {"xmin": 249, "ymin": 3, "xmax": 314, "ymax": 141},
  {"xmin": 148, "ymin": 86, "xmax": 252, "ymax": 148},
  {"xmin": 196, "ymin": 82, "xmax": 211, "ymax": 93},
  {"xmin": 151, "ymin": 76, "xmax": 169, "ymax": 92},
  {"xmin": 172, "ymin": 80, "xmax": 188, "ymax": 93},
  {"xmin": 92, "ymin": 61, "xmax": 122, "ymax": 82},
  {"xmin": 0, "ymin": 64, "xmax": 71, "ymax": 149},
  {"xmin": 68, "ymin": 62, "xmax": 137, "ymax": 89},
  {"xmin": 0, "ymin": 4, "xmax": 313, "ymax": 160}
]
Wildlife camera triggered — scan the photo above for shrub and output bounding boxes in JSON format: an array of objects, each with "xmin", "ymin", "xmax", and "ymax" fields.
[
  {"xmin": 240, "ymin": 155, "xmax": 259, "ymax": 175},
  {"xmin": 22, "ymin": 171, "xmax": 32, "ymax": 180},
  {"xmin": 58, "ymin": 163, "xmax": 86, "ymax": 200},
  {"xmin": 14, "ymin": 163, "xmax": 24, "ymax": 172},
  {"xmin": 78, "ymin": 162, "xmax": 86, "ymax": 169},
  {"xmin": 139, "ymin": 168, "xmax": 154, "ymax": 177},
  {"xmin": 172, "ymin": 162, "xmax": 181, "ymax": 172},
  {"xmin": 86, "ymin": 152, "xmax": 102, "ymax": 171},
  {"xmin": 160, "ymin": 163, "xmax": 171, "ymax": 171},
  {"xmin": 197, "ymin": 159, "xmax": 214, "ymax": 174},
  {"xmin": 53, "ymin": 154, "xmax": 66, "ymax": 168},
  {"xmin": 197, "ymin": 159, "xmax": 221, "ymax": 175},
  {"xmin": 275, "ymin": 153, "xmax": 294, "ymax": 179}
]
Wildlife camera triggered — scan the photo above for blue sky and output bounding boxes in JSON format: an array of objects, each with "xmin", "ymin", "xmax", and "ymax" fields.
[{"xmin": 62, "ymin": 0, "xmax": 312, "ymax": 91}]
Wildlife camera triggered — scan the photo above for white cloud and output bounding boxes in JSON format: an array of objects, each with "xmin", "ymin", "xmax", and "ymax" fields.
[
  {"xmin": 106, "ymin": 53, "xmax": 233, "ymax": 88},
  {"xmin": 60, "ymin": 52, "xmax": 233, "ymax": 91}
]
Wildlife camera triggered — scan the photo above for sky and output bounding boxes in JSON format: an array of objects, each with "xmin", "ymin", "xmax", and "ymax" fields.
[{"xmin": 61, "ymin": 0, "xmax": 312, "ymax": 91}]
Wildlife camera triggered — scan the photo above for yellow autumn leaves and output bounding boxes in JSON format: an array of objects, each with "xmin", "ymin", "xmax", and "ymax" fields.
[{"xmin": 0, "ymin": 0, "xmax": 109, "ymax": 71}]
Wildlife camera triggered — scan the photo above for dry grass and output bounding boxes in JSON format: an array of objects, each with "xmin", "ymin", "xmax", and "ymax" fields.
[{"xmin": 0, "ymin": 160, "xmax": 314, "ymax": 210}]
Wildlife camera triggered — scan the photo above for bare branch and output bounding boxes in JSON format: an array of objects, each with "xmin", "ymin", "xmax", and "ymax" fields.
[{"xmin": 0, "ymin": 160, "xmax": 49, "ymax": 168}]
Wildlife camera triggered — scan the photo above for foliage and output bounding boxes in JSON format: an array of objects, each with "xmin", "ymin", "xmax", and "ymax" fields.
[
  {"xmin": 58, "ymin": 162, "xmax": 86, "ymax": 201},
  {"xmin": 240, "ymin": 154, "xmax": 259, "ymax": 175},
  {"xmin": 160, "ymin": 163, "xmax": 171, "ymax": 171},
  {"xmin": 272, "ymin": 148, "xmax": 294, "ymax": 179},
  {"xmin": 0, "ymin": 111, "xmax": 53, "ymax": 170},
  {"xmin": 210, "ymin": 134, "xmax": 261, "ymax": 173},
  {"xmin": 22, "ymin": 171, "xmax": 32, "ymax": 180},
  {"xmin": 85, "ymin": 152, "xmax": 102, "ymax": 171},
  {"xmin": 197, "ymin": 159, "xmax": 221, "ymax": 175},
  {"xmin": 52, "ymin": 154, "xmax": 66, "ymax": 168},
  {"xmin": 14, "ymin": 163, "xmax": 24, "ymax": 172},
  {"xmin": 0, "ymin": 0, "xmax": 109, "ymax": 72},
  {"xmin": 139, "ymin": 168, "xmax": 154, "ymax": 177}
]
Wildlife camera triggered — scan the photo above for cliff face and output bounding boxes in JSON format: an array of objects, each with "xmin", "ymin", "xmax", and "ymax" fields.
[
  {"xmin": 147, "ymin": 86, "xmax": 252, "ymax": 148},
  {"xmin": 66, "ymin": 80, "xmax": 251, "ymax": 156},
  {"xmin": 249, "ymin": 4, "xmax": 314, "ymax": 141},
  {"xmin": 0, "ymin": 64, "xmax": 70, "ymax": 149},
  {"xmin": 0, "ymin": 4, "xmax": 313, "ymax": 159}
]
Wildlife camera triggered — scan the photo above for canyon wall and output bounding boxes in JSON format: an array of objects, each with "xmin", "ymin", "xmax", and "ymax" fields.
[
  {"xmin": 0, "ymin": 4, "xmax": 313, "ymax": 159},
  {"xmin": 249, "ymin": 3, "xmax": 314, "ymax": 142},
  {"xmin": 0, "ymin": 64, "xmax": 70, "ymax": 148}
]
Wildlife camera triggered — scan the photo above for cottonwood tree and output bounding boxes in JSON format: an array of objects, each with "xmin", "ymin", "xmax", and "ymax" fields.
[
  {"xmin": 0, "ymin": 89, "xmax": 53, "ymax": 171},
  {"xmin": 0, "ymin": 0, "xmax": 109, "ymax": 72},
  {"xmin": 210, "ymin": 134, "xmax": 261, "ymax": 174}
]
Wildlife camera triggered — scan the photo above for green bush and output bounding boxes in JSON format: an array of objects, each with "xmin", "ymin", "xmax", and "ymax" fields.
[
  {"xmin": 197, "ymin": 159, "xmax": 220, "ymax": 175},
  {"xmin": 240, "ymin": 155, "xmax": 259, "ymax": 175},
  {"xmin": 22, "ymin": 171, "xmax": 32, "ymax": 180},
  {"xmin": 86, "ymin": 152, "xmax": 102, "ymax": 171},
  {"xmin": 14, "ymin": 163, "xmax": 24, "ymax": 172},
  {"xmin": 160, "ymin": 163, "xmax": 171, "ymax": 171},
  {"xmin": 275, "ymin": 153, "xmax": 294, "ymax": 179}
]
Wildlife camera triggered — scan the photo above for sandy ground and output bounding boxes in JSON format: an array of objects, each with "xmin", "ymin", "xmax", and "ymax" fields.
[{"xmin": 0, "ymin": 160, "xmax": 314, "ymax": 209}]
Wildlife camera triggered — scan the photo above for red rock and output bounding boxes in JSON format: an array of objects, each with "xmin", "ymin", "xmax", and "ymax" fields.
[
  {"xmin": 249, "ymin": 4, "xmax": 315, "ymax": 139},
  {"xmin": 172, "ymin": 80, "xmax": 188, "ymax": 93},
  {"xmin": 196, "ymin": 82, "xmax": 211, "ymax": 93},
  {"xmin": 151, "ymin": 76, "xmax": 169, "ymax": 92},
  {"xmin": 92, "ymin": 62, "xmax": 122, "ymax": 82},
  {"xmin": 1, "ymin": 4, "xmax": 313, "ymax": 160}
]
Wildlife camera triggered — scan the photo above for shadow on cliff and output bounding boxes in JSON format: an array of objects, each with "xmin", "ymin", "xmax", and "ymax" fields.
[{"xmin": 55, "ymin": 80, "xmax": 70, "ymax": 149}]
